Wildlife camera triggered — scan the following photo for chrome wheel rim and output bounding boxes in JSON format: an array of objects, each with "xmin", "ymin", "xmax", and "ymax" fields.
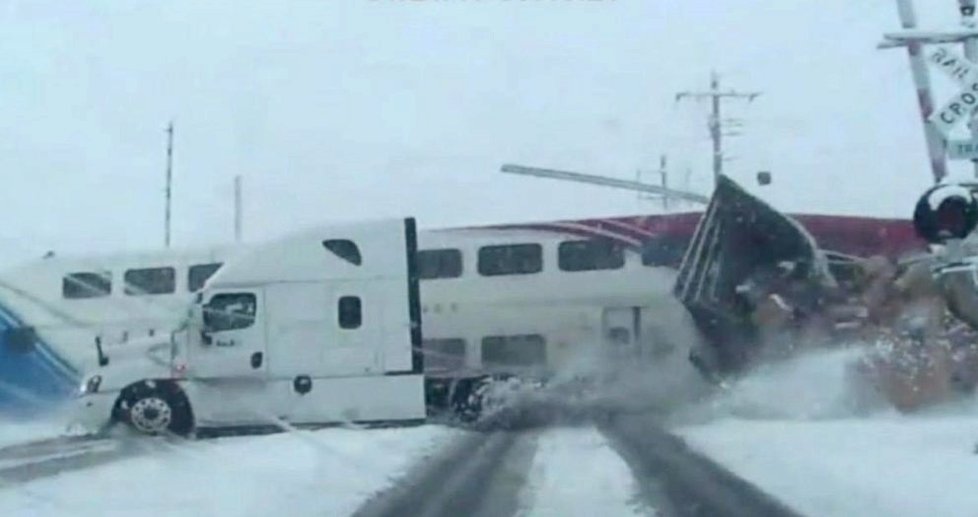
[{"xmin": 130, "ymin": 397, "xmax": 172, "ymax": 434}]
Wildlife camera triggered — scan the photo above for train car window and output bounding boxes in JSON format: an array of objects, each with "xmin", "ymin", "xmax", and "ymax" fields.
[
  {"xmin": 423, "ymin": 338, "xmax": 466, "ymax": 372},
  {"xmin": 188, "ymin": 263, "xmax": 223, "ymax": 292},
  {"xmin": 124, "ymin": 267, "xmax": 176, "ymax": 295},
  {"xmin": 477, "ymin": 243, "xmax": 542, "ymax": 276},
  {"xmin": 62, "ymin": 271, "xmax": 112, "ymax": 299},
  {"xmin": 418, "ymin": 249, "xmax": 463, "ymax": 279},
  {"xmin": 641, "ymin": 235, "xmax": 689, "ymax": 268},
  {"xmin": 558, "ymin": 239, "xmax": 625, "ymax": 272},
  {"xmin": 322, "ymin": 239, "xmax": 362, "ymax": 266},
  {"xmin": 338, "ymin": 296, "xmax": 362, "ymax": 329},
  {"xmin": 481, "ymin": 334, "xmax": 546, "ymax": 367},
  {"xmin": 607, "ymin": 327, "xmax": 631, "ymax": 345}
]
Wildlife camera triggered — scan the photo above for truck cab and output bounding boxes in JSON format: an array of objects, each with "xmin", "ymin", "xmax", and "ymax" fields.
[{"xmin": 73, "ymin": 218, "xmax": 424, "ymax": 436}]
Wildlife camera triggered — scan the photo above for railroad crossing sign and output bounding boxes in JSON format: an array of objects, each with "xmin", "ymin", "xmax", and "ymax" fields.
[
  {"xmin": 947, "ymin": 139, "xmax": 978, "ymax": 160},
  {"xmin": 927, "ymin": 47, "xmax": 978, "ymax": 158},
  {"xmin": 928, "ymin": 47, "xmax": 978, "ymax": 138},
  {"xmin": 928, "ymin": 46, "xmax": 978, "ymax": 85}
]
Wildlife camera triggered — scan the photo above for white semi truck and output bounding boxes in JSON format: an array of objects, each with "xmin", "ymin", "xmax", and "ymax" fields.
[{"xmin": 73, "ymin": 217, "xmax": 434, "ymax": 436}]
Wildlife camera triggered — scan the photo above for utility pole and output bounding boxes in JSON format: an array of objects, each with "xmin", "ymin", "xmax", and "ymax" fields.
[
  {"xmin": 634, "ymin": 154, "xmax": 671, "ymax": 210},
  {"xmin": 164, "ymin": 121, "xmax": 174, "ymax": 248},
  {"xmin": 234, "ymin": 175, "xmax": 243, "ymax": 243},
  {"xmin": 676, "ymin": 71, "xmax": 760, "ymax": 186},
  {"xmin": 658, "ymin": 155, "xmax": 669, "ymax": 211}
]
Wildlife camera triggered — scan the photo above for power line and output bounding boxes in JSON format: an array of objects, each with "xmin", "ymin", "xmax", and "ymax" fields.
[{"xmin": 675, "ymin": 71, "xmax": 760, "ymax": 185}]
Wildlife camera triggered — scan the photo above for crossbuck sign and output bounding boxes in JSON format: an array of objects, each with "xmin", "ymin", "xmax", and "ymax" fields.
[{"xmin": 929, "ymin": 47, "xmax": 978, "ymax": 138}]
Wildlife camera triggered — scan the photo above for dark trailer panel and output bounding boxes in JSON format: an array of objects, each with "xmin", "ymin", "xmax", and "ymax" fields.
[{"xmin": 674, "ymin": 175, "xmax": 831, "ymax": 378}]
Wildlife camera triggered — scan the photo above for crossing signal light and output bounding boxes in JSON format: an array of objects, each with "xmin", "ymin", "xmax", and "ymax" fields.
[{"xmin": 913, "ymin": 183, "xmax": 978, "ymax": 244}]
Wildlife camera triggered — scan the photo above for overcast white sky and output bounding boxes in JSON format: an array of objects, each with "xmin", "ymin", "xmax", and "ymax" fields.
[{"xmin": 0, "ymin": 0, "xmax": 970, "ymax": 264}]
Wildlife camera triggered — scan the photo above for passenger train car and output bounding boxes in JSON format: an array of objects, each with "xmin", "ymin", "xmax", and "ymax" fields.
[{"xmin": 0, "ymin": 207, "xmax": 926, "ymax": 415}]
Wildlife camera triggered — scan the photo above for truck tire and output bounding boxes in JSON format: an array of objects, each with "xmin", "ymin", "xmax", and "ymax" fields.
[
  {"xmin": 449, "ymin": 377, "xmax": 483, "ymax": 423},
  {"xmin": 116, "ymin": 380, "xmax": 194, "ymax": 437},
  {"xmin": 449, "ymin": 374, "xmax": 519, "ymax": 424}
]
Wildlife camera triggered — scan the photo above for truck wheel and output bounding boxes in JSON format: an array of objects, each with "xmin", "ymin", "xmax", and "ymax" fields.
[
  {"xmin": 450, "ymin": 375, "xmax": 519, "ymax": 423},
  {"xmin": 117, "ymin": 381, "xmax": 193, "ymax": 437},
  {"xmin": 449, "ymin": 378, "xmax": 482, "ymax": 422}
]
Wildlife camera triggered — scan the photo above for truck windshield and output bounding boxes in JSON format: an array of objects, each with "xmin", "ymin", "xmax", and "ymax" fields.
[{"xmin": 203, "ymin": 293, "xmax": 257, "ymax": 332}]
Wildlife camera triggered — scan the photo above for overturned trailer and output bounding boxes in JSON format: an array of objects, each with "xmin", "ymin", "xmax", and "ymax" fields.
[
  {"xmin": 674, "ymin": 176, "xmax": 978, "ymax": 411},
  {"xmin": 674, "ymin": 176, "xmax": 852, "ymax": 379}
]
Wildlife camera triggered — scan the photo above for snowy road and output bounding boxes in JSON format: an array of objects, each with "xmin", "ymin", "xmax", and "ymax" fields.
[
  {"xmin": 0, "ymin": 416, "xmax": 804, "ymax": 516},
  {"xmin": 518, "ymin": 427, "xmax": 653, "ymax": 516},
  {"xmin": 0, "ymin": 435, "xmax": 136, "ymax": 484},
  {"xmin": 0, "ymin": 425, "xmax": 460, "ymax": 516},
  {"xmin": 0, "ymin": 419, "xmax": 67, "ymax": 449},
  {"xmin": 7, "ymin": 350, "xmax": 959, "ymax": 517},
  {"xmin": 357, "ymin": 425, "xmax": 660, "ymax": 517},
  {"xmin": 354, "ymin": 419, "xmax": 796, "ymax": 517},
  {"xmin": 668, "ymin": 348, "xmax": 978, "ymax": 517},
  {"xmin": 354, "ymin": 427, "xmax": 526, "ymax": 517},
  {"xmin": 604, "ymin": 413, "xmax": 799, "ymax": 517},
  {"xmin": 677, "ymin": 416, "xmax": 978, "ymax": 517}
]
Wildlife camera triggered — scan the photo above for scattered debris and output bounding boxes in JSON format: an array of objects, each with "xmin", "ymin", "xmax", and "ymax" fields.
[{"xmin": 676, "ymin": 176, "xmax": 978, "ymax": 413}]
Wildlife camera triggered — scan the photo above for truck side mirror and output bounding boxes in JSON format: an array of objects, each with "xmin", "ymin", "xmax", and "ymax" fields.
[{"xmin": 94, "ymin": 336, "xmax": 109, "ymax": 366}]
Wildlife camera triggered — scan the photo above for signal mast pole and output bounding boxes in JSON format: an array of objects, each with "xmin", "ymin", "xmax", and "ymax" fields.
[
  {"xmin": 959, "ymin": 0, "xmax": 978, "ymax": 178},
  {"xmin": 897, "ymin": 0, "xmax": 950, "ymax": 182},
  {"xmin": 880, "ymin": 0, "xmax": 978, "ymax": 182},
  {"xmin": 676, "ymin": 71, "xmax": 760, "ymax": 185}
]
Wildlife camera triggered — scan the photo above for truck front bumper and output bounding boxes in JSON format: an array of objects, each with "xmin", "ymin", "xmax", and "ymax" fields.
[{"xmin": 71, "ymin": 391, "xmax": 118, "ymax": 434}]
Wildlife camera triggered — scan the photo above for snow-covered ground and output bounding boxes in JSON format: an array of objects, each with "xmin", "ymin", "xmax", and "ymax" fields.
[
  {"xmin": 6, "ymin": 348, "xmax": 978, "ymax": 517},
  {"xmin": 0, "ymin": 418, "xmax": 68, "ymax": 449},
  {"xmin": 673, "ymin": 348, "xmax": 978, "ymax": 517},
  {"xmin": 678, "ymin": 416, "xmax": 978, "ymax": 517},
  {"xmin": 519, "ymin": 426, "xmax": 654, "ymax": 517},
  {"xmin": 0, "ymin": 424, "xmax": 460, "ymax": 516}
]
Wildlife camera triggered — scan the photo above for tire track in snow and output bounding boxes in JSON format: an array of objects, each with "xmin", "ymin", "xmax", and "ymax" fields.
[
  {"xmin": 0, "ymin": 435, "xmax": 97, "ymax": 461},
  {"xmin": 600, "ymin": 412, "xmax": 801, "ymax": 517},
  {"xmin": 353, "ymin": 429, "xmax": 536, "ymax": 517},
  {"xmin": 0, "ymin": 434, "xmax": 171, "ymax": 485},
  {"xmin": 0, "ymin": 440, "xmax": 132, "ymax": 484}
]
